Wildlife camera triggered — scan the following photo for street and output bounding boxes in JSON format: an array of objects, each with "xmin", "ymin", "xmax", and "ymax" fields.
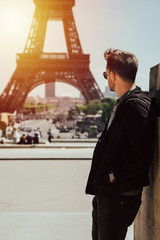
[{"xmin": 18, "ymin": 119, "xmax": 76, "ymax": 140}]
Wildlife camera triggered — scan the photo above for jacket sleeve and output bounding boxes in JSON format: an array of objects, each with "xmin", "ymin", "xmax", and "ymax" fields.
[{"xmin": 113, "ymin": 99, "xmax": 154, "ymax": 183}]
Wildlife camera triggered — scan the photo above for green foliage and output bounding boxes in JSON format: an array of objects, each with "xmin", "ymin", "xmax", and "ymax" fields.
[
  {"xmin": 76, "ymin": 100, "xmax": 103, "ymax": 115},
  {"xmin": 102, "ymin": 98, "xmax": 115, "ymax": 122},
  {"xmin": 76, "ymin": 105, "xmax": 87, "ymax": 114},
  {"xmin": 84, "ymin": 100, "xmax": 103, "ymax": 114},
  {"xmin": 76, "ymin": 98, "xmax": 116, "ymax": 122}
]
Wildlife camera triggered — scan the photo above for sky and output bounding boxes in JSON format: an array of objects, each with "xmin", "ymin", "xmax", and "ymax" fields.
[{"xmin": 0, "ymin": 0, "xmax": 160, "ymax": 98}]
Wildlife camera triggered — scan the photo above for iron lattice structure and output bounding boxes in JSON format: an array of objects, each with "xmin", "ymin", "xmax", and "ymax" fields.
[{"xmin": 0, "ymin": 0, "xmax": 104, "ymax": 113}]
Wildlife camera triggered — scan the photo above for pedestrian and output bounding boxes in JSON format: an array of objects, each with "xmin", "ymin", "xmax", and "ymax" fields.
[
  {"xmin": 37, "ymin": 127, "xmax": 42, "ymax": 138},
  {"xmin": 13, "ymin": 127, "xmax": 18, "ymax": 144},
  {"xmin": 0, "ymin": 135, "xmax": 6, "ymax": 144},
  {"xmin": 33, "ymin": 130, "xmax": 39, "ymax": 144},
  {"xmin": 6, "ymin": 124, "xmax": 13, "ymax": 139},
  {"xmin": 26, "ymin": 133, "xmax": 32, "ymax": 144},
  {"xmin": 85, "ymin": 48, "xmax": 155, "ymax": 240},
  {"xmin": 18, "ymin": 133, "xmax": 26, "ymax": 144},
  {"xmin": 47, "ymin": 129, "xmax": 53, "ymax": 143}
]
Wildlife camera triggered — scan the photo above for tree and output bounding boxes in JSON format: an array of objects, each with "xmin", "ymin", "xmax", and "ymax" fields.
[
  {"xmin": 76, "ymin": 98, "xmax": 115, "ymax": 121},
  {"xmin": 76, "ymin": 105, "xmax": 87, "ymax": 114},
  {"xmin": 84, "ymin": 100, "xmax": 103, "ymax": 114},
  {"xmin": 102, "ymin": 98, "xmax": 115, "ymax": 122}
]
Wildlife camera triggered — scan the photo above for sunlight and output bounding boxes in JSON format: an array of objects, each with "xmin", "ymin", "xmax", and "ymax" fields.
[
  {"xmin": 1, "ymin": 5, "xmax": 27, "ymax": 35},
  {"xmin": 5, "ymin": 14, "xmax": 21, "ymax": 31},
  {"xmin": 56, "ymin": 82, "xmax": 80, "ymax": 97},
  {"xmin": 43, "ymin": 21, "xmax": 67, "ymax": 53},
  {"xmin": 28, "ymin": 83, "xmax": 80, "ymax": 98}
]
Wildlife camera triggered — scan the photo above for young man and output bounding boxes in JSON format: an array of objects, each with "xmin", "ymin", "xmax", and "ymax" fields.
[{"xmin": 85, "ymin": 48, "xmax": 155, "ymax": 240}]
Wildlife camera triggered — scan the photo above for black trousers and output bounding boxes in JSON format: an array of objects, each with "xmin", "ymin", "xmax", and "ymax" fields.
[{"xmin": 92, "ymin": 193, "xmax": 142, "ymax": 240}]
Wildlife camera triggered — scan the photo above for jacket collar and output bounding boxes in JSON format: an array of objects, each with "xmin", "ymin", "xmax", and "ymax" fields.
[
  {"xmin": 99, "ymin": 86, "xmax": 144, "ymax": 140},
  {"xmin": 105, "ymin": 86, "xmax": 143, "ymax": 134},
  {"xmin": 116, "ymin": 86, "xmax": 139, "ymax": 105}
]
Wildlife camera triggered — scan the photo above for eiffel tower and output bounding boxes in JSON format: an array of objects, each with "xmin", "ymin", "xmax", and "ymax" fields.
[{"xmin": 0, "ymin": 0, "xmax": 104, "ymax": 113}]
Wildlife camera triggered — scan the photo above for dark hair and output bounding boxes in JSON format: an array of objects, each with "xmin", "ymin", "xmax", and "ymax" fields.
[{"xmin": 104, "ymin": 48, "xmax": 138, "ymax": 83}]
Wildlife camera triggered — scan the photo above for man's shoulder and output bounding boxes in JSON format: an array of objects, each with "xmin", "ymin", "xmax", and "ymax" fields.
[
  {"xmin": 117, "ymin": 88, "xmax": 152, "ymax": 119},
  {"xmin": 125, "ymin": 95, "xmax": 153, "ymax": 124},
  {"xmin": 124, "ymin": 88, "xmax": 151, "ymax": 108}
]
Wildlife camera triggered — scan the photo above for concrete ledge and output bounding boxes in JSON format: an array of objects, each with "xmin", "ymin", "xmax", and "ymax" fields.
[
  {"xmin": 0, "ymin": 157, "xmax": 92, "ymax": 161},
  {"xmin": 50, "ymin": 139, "xmax": 97, "ymax": 143},
  {"xmin": 4, "ymin": 139, "xmax": 97, "ymax": 144},
  {"xmin": 0, "ymin": 145, "xmax": 95, "ymax": 149},
  {"xmin": 0, "ymin": 139, "xmax": 97, "ymax": 148}
]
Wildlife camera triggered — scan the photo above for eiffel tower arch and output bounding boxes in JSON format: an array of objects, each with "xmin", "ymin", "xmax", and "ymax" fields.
[{"xmin": 0, "ymin": 0, "xmax": 104, "ymax": 113}]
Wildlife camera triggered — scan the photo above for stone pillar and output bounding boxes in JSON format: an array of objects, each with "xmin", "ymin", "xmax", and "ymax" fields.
[{"xmin": 134, "ymin": 64, "xmax": 160, "ymax": 240}]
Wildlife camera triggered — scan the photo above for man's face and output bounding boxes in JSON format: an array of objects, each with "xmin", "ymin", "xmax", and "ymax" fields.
[{"xmin": 106, "ymin": 68, "xmax": 116, "ymax": 92}]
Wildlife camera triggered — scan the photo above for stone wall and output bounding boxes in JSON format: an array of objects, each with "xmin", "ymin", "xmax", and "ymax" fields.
[{"xmin": 134, "ymin": 64, "xmax": 160, "ymax": 240}]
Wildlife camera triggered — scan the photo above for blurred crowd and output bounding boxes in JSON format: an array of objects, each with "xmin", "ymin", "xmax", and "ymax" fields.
[
  {"xmin": 18, "ymin": 128, "xmax": 42, "ymax": 144},
  {"xmin": 0, "ymin": 121, "xmax": 43, "ymax": 144}
]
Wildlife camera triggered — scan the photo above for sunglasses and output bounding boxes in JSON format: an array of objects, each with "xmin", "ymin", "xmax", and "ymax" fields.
[{"xmin": 103, "ymin": 72, "xmax": 107, "ymax": 79}]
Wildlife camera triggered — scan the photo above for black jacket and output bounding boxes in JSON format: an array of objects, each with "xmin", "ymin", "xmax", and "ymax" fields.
[{"xmin": 85, "ymin": 87, "xmax": 155, "ymax": 195}]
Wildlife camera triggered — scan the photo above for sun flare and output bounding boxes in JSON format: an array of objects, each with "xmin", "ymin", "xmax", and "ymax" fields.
[
  {"xmin": 1, "ymin": 5, "xmax": 27, "ymax": 35},
  {"xmin": 6, "ymin": 14, "xmax": 21, "ymax": 29}
]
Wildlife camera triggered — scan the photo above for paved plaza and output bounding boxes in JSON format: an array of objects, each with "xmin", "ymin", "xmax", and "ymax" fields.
[
  {"xmin": 0, "ymin": 147, "xmax": 94, "ymax": 160},
  {"xmin": 0, "ymin": 148, "xmax": 133, "ymax": 239}
]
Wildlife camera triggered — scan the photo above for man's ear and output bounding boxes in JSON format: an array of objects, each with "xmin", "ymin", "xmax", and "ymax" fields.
[{"xmin": 110, "ymin": 72, "xmax": 116, "ymax": 83}]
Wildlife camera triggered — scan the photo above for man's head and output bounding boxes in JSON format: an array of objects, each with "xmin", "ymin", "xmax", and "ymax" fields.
[{"xmin": 104, "ymin": 48, "xmax": 138, "ymax": 93}]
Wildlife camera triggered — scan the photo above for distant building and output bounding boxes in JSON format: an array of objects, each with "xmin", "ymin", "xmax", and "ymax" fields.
[
  {"xmin": 104, "ymin": 86, "xmax": 117, "ymax": 99},
  {"xmin": 45, "ymin": 82, "xmax": 55, "ymax": 98},
  {"xmin": 25, "ymin": 96, "xmax": 36, "ymax": 104},
  {"xmin": 57, "ymin": 97, "xmax": 85, "ymax": 109}
]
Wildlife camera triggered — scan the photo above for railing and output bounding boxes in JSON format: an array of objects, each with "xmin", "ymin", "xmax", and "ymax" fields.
[
  {"xmin": 16, "ymin": 53, "xmax": 89, "ymax": 61},
  {"xmin": 40, "ymin": 53, "xmax": 69, "ymax": 60}
]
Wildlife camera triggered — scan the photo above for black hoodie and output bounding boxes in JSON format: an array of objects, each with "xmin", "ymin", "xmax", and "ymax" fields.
[{"xmin": 85, "ymin": 87, "xmax": 155, "ymax": 196}]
